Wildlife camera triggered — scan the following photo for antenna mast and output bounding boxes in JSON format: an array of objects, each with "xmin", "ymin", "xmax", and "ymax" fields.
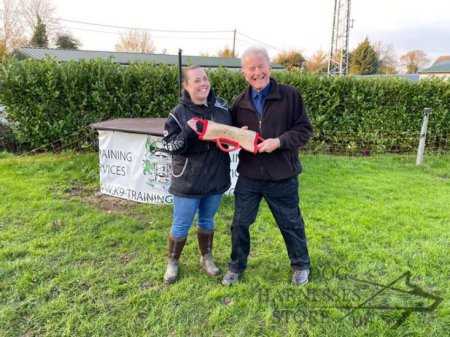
[{"xmin": 328, "ymin": 0, "xmax": 352, "ymax": 76}]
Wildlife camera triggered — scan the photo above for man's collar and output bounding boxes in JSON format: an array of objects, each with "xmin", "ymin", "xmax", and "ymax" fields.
[{"xmin": 251, "ymin": 81, "xmax": 272, "ymax": 99}]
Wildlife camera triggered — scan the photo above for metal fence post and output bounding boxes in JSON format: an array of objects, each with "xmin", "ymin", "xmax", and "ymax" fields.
[
  {"xmin": 178, "ymin": 49, "xmax": 183, "ymax": 98},
  {"xmin": 416, "ymin": 108, "xmax": 431, "ymax": 165}
]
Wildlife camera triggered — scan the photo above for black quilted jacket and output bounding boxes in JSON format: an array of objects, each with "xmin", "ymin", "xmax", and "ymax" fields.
[{"xmin": 163, "ymin": 89, "xmax": 231, "ymax": 197}]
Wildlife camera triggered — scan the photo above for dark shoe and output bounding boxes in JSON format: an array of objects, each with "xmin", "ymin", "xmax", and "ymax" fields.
[
  {"xmin": 222, "ymin": 270, "xmax": 241, "ymax": 286},
  {"xmin": 292, "ymin": 269, "xmax": 309, "ymax": 285}
]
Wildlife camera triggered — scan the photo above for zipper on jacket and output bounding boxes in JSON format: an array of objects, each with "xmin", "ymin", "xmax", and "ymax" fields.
[
  {"xmin": 209, "ymin": 113, "xmax": 213, "ymax": 150},
  {"xmin": 256, "ymin": 106, "xmax": 262, "ymax": 135}
]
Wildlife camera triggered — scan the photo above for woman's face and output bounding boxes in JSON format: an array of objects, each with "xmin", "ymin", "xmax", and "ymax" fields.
[{"xmin": 184, "ymin": 67, "xmax": 210, "ymax": 104}]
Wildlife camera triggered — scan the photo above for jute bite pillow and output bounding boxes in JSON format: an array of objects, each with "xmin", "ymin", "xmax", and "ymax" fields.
[{"xmin": 192, "ymin": 118, "xmax": 264, "ymax": 154}]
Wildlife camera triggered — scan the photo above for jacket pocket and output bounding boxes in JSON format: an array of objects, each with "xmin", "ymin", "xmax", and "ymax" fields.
[
  {"xmin": 172, "ymin": 156, "xmax": 189, "ymax": 178},
  {"xmin": 289, "ymin": 151, "xmax": 299, "ymax": 171}
]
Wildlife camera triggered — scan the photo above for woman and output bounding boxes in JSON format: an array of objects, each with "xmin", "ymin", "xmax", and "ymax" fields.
[{"xmin": 162, "ymin": 65, "xmax": 231, "ymax": 284}]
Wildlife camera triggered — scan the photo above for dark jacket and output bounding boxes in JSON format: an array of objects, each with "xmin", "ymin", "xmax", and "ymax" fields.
[
  {"xmin": 163, "ymin": 89, "xmax": 231, "ymax": 197},
  {"xmin": 231, "ymin": 78, "xmax": 313, "ymax": 181}
]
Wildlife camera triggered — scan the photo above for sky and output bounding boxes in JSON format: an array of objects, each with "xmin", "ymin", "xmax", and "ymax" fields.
[{"xmin": 53, "ymin": 0, "xmax": 450, "ymax": 66}]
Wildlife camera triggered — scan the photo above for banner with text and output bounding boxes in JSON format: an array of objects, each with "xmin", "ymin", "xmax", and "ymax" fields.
[{"xmin": 98, "ymin": 130, "xmax": 238, "ymax": 204}]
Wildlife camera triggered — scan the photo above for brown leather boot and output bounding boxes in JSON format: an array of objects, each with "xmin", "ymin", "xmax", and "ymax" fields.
[
  {"xmin": 197, "ymin": 229, "xmax": 221, "ymax": 276},
  {"xmin": 163, "ymin": 235, "xmax": 187, "ymax": 284}
]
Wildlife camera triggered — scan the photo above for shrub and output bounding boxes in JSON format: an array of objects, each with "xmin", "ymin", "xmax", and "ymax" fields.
[{"xmin": 0, "ymin": 57, "xmax": 448, "ymax": 153}]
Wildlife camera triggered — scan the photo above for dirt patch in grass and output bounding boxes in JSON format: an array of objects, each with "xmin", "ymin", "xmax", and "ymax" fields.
[{"xmin": 66, "ymin": 186, "xmax": 141, "ymax": 215}]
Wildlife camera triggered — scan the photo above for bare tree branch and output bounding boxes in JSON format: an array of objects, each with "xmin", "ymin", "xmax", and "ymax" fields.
[
  {"xmin": 115, "ymin": 29, "xmax": 155, "ymax": 53},
  {"xmin": 0, "ymin": 0, "xmax": 27, "ymax": 55},
  {"xmin": 19, "ymin": 0, "xmax": 59, "ymax": 37}
]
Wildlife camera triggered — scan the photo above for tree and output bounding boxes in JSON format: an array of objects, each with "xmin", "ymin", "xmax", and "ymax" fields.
[
  {"xmin": 0, "ymin": 0, "xmax": 27, "ymax": 56},
  {"xmin": 19, "ymin": 0, "xmax": 58, "ymax": 37},
  {"xmin": 349, "ymin": 38, "xmax": 379, "ymax": 75},
  {"xmin": 0, "ymin": 40, "xmax": 6, "ymax": 57},
  {"xmin": 115, "ymin": 29, "xmax": 155, "ymax": 53},
  {"xmin": 216, "ymin": 46, "xmax": 237, "ymax": 58},
  {"xmin": 29, "ymin": 14, "xmax": 48, "ymax": 47},
  {"xmin": 273, "ymin": 50, "xmax": 305, "ymax": 70},
  {"xmin": 373, "ymin": 41, "xmax": 398, "ymax": 74},
  {"xmin": 400, "ymin": 50, "xmax": 430, "ymax": 74},
  {"xmin": 55, "ymin": 33, "xmax": 80, "ymax": 50},
  {"xmin": 304, "ymin": 49, "xmax": 328, "ymax": 74}
]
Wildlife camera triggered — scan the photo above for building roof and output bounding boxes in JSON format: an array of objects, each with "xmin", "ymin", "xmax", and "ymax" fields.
[
  {"xmin": 13, "ymin": 47, "xmax": 284, "ymax": 69},
  {"xmin": 91, "ymin": 118, "xmax": 166, "ymax": 136},
  {"xmin": 432, "ymin": 55, "xmax": 450, "ymax": 65},
  {"xmin": 419, "ymin": 60, "xmax": 450, "ymax": 74}
]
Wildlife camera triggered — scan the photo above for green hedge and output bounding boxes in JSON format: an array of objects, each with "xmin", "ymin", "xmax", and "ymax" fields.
[
  {"xmin": 0, "ymin": 57, "xmax": 448, "ymax": 153},
  {"xmin": 0, "ymin": 58, "xmax": 179, "ymax": 150},
  {"xmin": 275, "ymin": 72, "xmax": 449, "ymax": 153}
]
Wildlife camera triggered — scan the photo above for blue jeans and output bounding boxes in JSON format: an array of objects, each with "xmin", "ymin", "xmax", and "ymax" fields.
[
  {"xmin": 170, "ymin": 194, "xmax": 223, "ymax": 238},
  {"xmin": 228, "ymin": 176, "xmax": 310, "ymax": 273}
]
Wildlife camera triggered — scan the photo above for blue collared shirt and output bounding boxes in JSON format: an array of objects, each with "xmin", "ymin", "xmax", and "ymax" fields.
[{"xmin": 251, "ymin": 81, "xmax": 272, "ymax": 118}]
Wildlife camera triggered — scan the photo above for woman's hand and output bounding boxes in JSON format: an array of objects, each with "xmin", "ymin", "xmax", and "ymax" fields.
[{"xmin": 187, "ymin": 118, "xmax": 198, "ymax": 131}]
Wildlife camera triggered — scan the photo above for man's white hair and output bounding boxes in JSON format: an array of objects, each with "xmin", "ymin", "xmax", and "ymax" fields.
[{"xmin": 240, "ymin": 46, "xmax": 270, "ymax": 67}]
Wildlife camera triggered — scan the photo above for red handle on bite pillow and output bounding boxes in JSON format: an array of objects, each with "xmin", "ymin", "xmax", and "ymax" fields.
[
  {"xmin": 216, "ymin": 138, "xmax": 241, "ymax": 152},
  {"xmin": 252, "ymin": 135, "xmax": 265, "ymax": 154},
  {"xmin": 191, "ymin": 117, "xmax": 208, "ymax": 138}
]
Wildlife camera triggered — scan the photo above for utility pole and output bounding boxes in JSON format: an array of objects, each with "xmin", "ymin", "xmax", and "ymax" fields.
[
  {"xmin": 328, "ymin": 0, "xmax": 352, "ymax": 76},
  {"xmin": 232, "ymin": 29, "xmax": 237, "ymax": 58}
]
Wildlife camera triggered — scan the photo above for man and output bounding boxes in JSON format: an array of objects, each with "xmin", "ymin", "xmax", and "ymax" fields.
[{"xmin": 222, "ymin": 46, "xmax": 313, "ymax": 286}]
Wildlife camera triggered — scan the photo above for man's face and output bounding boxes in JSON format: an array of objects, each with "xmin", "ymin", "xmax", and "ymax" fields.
[{"xmin": 242, "ymin": 53, "xmax": 272, "ymax": 92}]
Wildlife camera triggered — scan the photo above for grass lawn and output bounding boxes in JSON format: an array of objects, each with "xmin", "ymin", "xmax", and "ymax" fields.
[{"xmin": 0, "ymin": 152, "xmax": 449, "ymax": 337}]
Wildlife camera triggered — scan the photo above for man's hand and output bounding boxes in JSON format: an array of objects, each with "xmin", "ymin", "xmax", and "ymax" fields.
[{"xmin": 257, "ymin": 138, "xmax": 280, "ymax": 153}]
